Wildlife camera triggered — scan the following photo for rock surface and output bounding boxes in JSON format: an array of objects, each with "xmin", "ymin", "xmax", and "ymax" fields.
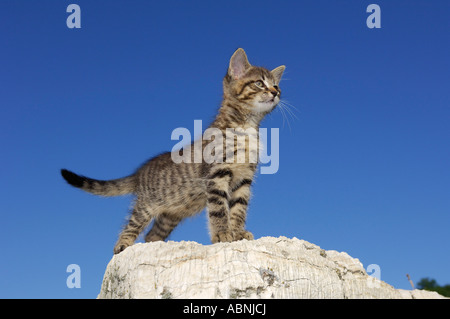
[{"xmin": 97, "ymin": 236, "xmax": 444, "ymax": 299}]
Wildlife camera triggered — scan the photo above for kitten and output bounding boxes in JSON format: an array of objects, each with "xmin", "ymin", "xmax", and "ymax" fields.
[{"xmin": 61, "ymin": 48, "xmax": 285, "ymax": 254}]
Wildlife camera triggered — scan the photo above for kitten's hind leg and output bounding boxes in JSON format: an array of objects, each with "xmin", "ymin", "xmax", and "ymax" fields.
[
  {"xmin": 144, "ymin": 212, "xmax": 182, "ymax": 242},
  {"xmin": 114, "ymin": 204, "xmax": 153, "ymax": 254}
]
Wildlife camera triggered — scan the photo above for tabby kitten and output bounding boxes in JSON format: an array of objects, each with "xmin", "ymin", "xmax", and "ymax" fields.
[{"xmin": 61, "ymin": 48, "xmax": 285, "ymax": 254}]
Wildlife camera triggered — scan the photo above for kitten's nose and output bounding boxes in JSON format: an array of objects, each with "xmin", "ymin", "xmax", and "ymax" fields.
[{"xmin": 269, "ymin": 88, "xmax": 278, "ymax": 97}]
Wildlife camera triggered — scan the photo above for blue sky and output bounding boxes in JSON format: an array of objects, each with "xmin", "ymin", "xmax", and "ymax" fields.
[{"xmin": 1, "ymin": 1, "xmax": 449, "ymax": 298}]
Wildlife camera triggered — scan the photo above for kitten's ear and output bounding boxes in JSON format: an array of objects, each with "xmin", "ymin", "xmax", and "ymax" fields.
[
  {"xmin": 271, "ymin": 65, "xmax": 286, "ymax": 84},
  {"xmin": 228, "ymin": 48, "xmax": 251, "ymax": 80}
]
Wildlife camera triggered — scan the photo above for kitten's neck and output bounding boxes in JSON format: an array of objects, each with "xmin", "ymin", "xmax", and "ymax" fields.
[{"xmin": 211, "ymin": 99, "xmax": 264, "ymax": 130}]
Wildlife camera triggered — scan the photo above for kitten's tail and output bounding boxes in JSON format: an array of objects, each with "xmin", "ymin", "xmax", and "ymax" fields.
[{"xmin": 61, "ymin": 169, "xmax": 136, "ymax": 196}]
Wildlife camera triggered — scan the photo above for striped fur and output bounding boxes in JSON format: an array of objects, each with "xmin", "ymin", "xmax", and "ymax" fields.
[
  {"xmin": 61, "ymin": 48, "xmax": 285, "ymax": 254},
  {"xmin": 61, "ymin": 169, "xmax": 136, "ymax": 196}
]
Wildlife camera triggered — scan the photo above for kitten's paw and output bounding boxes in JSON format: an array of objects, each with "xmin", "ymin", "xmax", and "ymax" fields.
[
  {"xmin": 113, "ymin": 244, "xmax": 128, "ymax": 255},
  {"xmin": 211, "ymin": 231, "xmax": 234, "ymax": 244},
  {"xmin": 234, "ymin": 230, "xmax": 254, "ymax": 241},
  {"xmin": 113, "ymin": 239, "xmax": 133, "ymax": 254}
]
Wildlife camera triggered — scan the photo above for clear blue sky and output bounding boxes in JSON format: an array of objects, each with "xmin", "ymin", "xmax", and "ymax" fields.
[{"xmin": 1, "ymin": 1, "xmax": 449, "ymax": 298}]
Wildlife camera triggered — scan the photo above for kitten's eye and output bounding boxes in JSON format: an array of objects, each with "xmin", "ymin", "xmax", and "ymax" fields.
[{"xmin": 254, "ymin": 80, "xmax": 264, "ymax": 88}]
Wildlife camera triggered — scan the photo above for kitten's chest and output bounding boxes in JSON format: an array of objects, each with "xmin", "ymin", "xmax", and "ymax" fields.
[{"xmin": 224, "ymin": 126, "xmax": 261, "ymax": 163}]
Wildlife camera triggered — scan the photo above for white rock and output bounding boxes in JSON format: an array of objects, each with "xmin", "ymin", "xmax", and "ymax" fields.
[{"xmin": 97, "ymin": 236, "xmax": 445, "ymax": 299}]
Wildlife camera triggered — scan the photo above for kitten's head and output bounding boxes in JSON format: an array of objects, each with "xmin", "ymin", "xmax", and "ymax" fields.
[{"xmin": 223, "ymin": 48, "xmax": 285, "ymax": 115}]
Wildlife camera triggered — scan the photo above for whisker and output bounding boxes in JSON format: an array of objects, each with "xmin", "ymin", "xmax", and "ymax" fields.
[
  {"xmin": 276, "ymin": 103, "xmax": 288, "ymax": 130},
  {"xmin": 280, "ymin": 99, "xmax": 300, "ymax": 114},
  {"xmin": 275, "ymin": 99, "xmax": 301, "ymax": 132},
  {"xmin": 281, "ymin": 100, "xmax": 300, "ymax": 119},
  {"xmin": 277, "ymin": 102, "xmax": 292, "ymax": 131},
  {"xmin": 282, "ymin": 103, "xmax": 299, "ymax": 121},
  {"xmin": 282, "ymin": 106, "xmax": 292, "ymax": 131}
]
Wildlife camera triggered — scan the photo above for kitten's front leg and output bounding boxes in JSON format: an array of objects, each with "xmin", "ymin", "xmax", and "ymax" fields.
[
  {"xmin": 206, "ymin": 167, "xmax": 234, "ymax": 243},
  {"xmin": 229, "ymin": 178, "xmax": 254, "ymax": 241}
]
